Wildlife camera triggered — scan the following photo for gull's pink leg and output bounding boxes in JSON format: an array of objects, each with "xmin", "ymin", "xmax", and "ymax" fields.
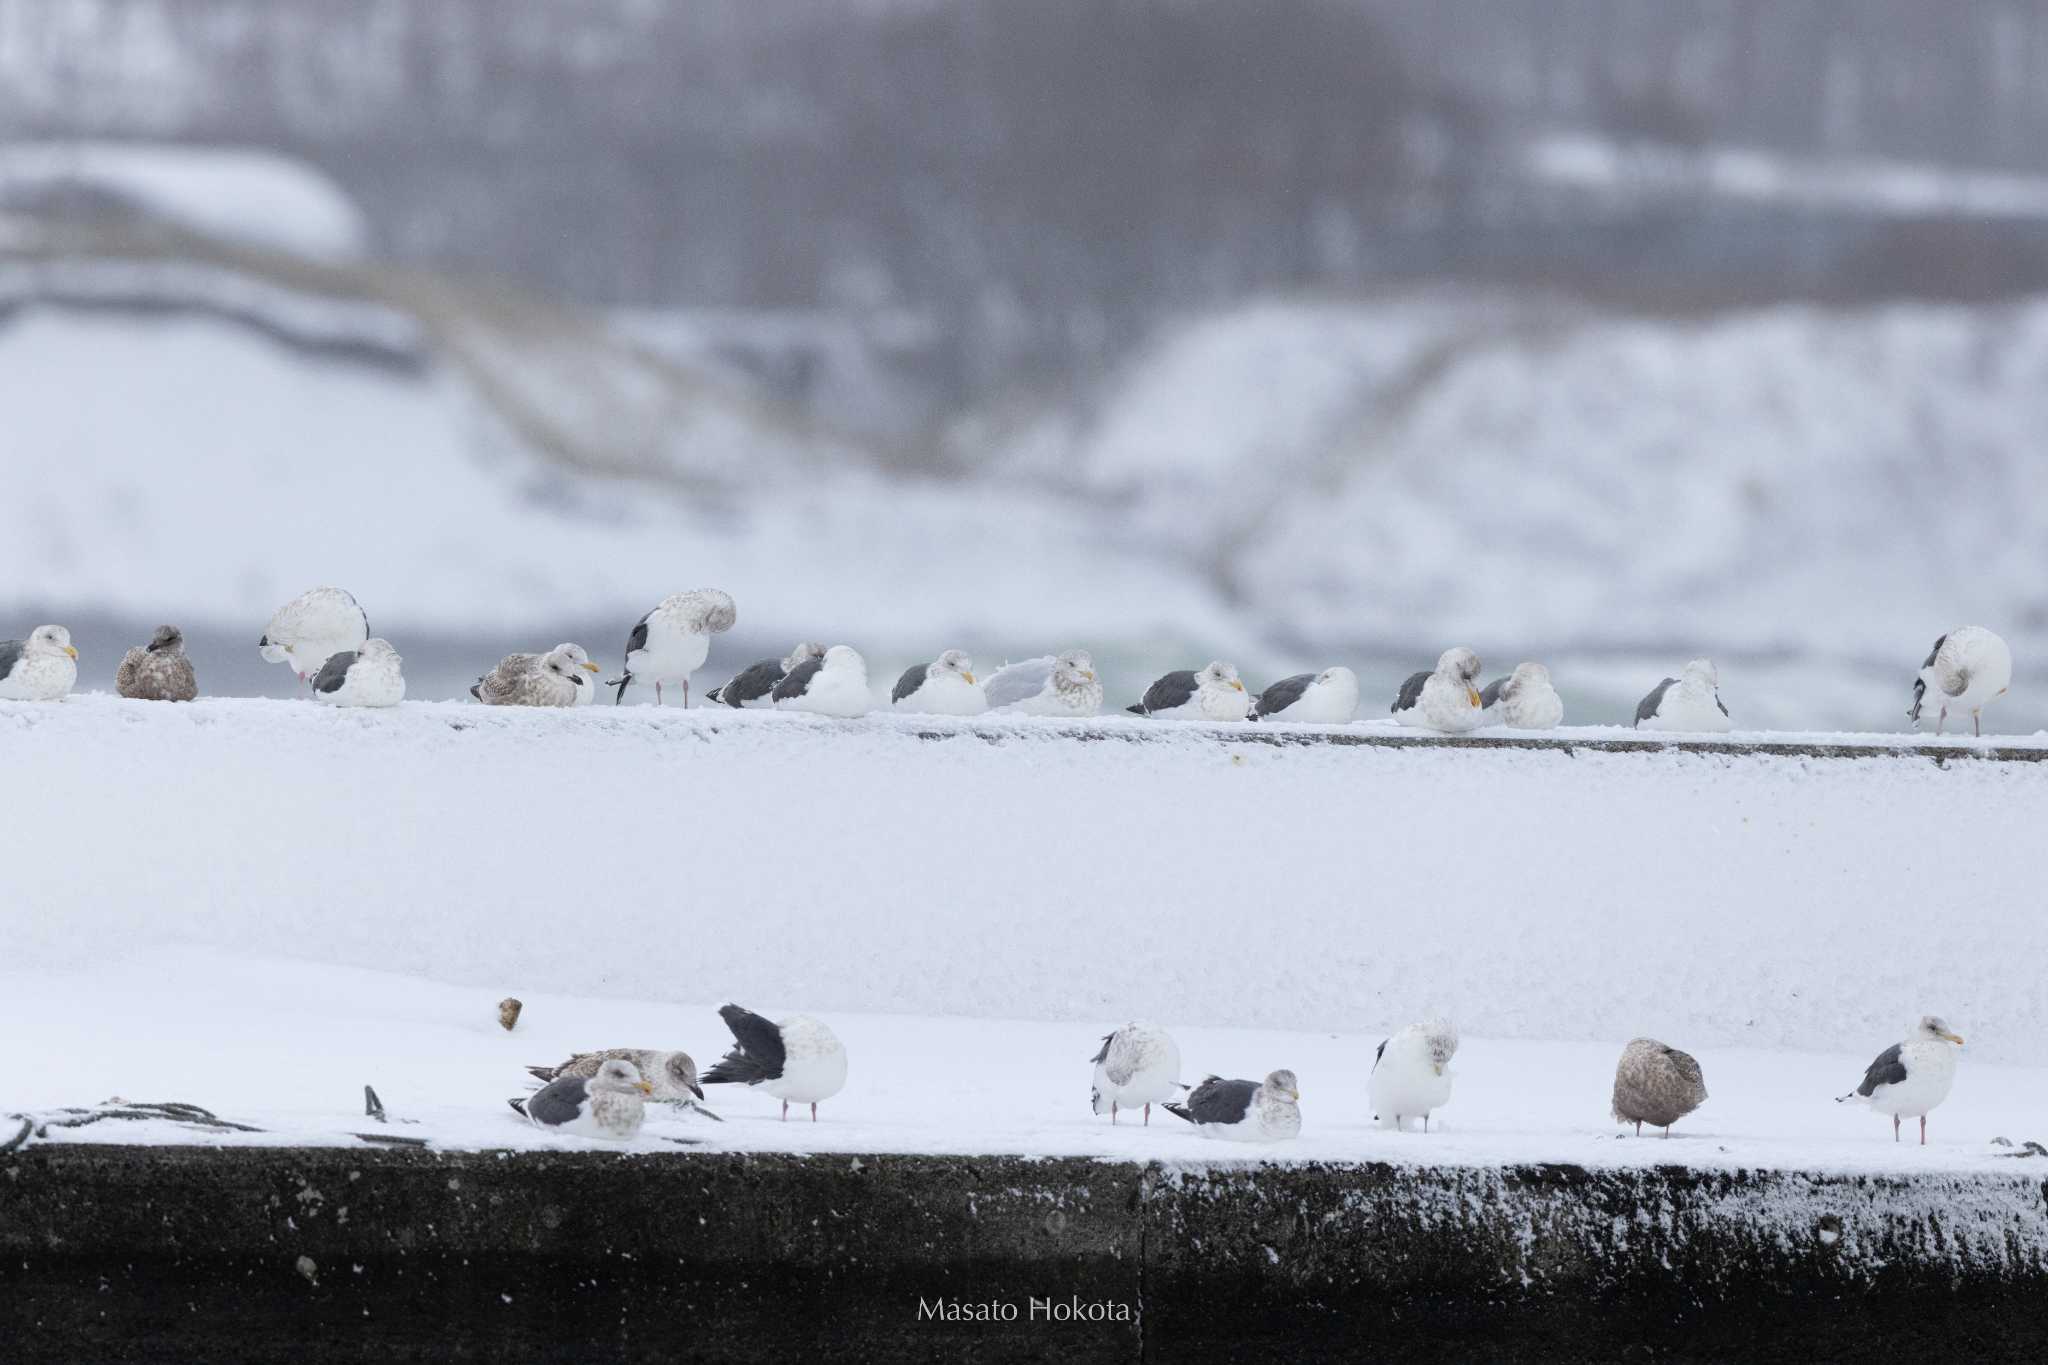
[
  {"xmin": 1424, "ymin": 1114, "xmax": 1430, "ymax": 1134},
  {"xmin": 1921, "ymin": 1115, "xmax": 1927, "ymax": 1145},
  {"xmin": 1974, "ymin": 713, "xmax": 1981, "ymax": 737},
  {"xmin": 1111, "ymin": 1102, "xmax": 1118, "ymax": 1126},
  {"xmin": 1893, "ymin": 1115, "xmax": 1901, "ymax": 1142},
  {"xmin": 1635, "ymin": 1120, "xmax": 1642, "ymax": 1136},
  {"xmin": 781, "ymin": 1099, "xmax": 789, "ymax": 1122},
  {"xmin": 811, "ymin": 1102, "xmax": 818, "ymax": 1122},
  {"xmin": 1144, "ymin": 1104, "xmax": 1150, "ymax": 1126},
  {"xmin": 684, "ymin": 681, "xmax": 691, "ymax": 709},
  {"xmin": 655, "ymin": 682, "xmax": 663, "ymax": 707}
]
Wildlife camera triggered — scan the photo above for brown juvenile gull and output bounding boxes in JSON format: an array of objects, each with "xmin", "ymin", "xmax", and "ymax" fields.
[
  {"xmin": 0, "ymin": 624, "xmax": 79, "ymax": 701},
  {"xmin": 1611, "ymin": 1038, "xmax": 1708, "ymax": 1138},
  {"xmin": 508, "ymin": 1057, "xmax": 651, "ymax": 1140},
  {"xmin": 526, "ymin": 1049, "xmax": 717, "ymax": 1118},
  {"xmin": 259, "ymin": 587, "xmax": 368, "ymax": 686},
  {"xmin": 471, "ymin": 643, "xmax": 601, "ymax": 707},
  {"xmin": 116, "ymin": 625, "xmax": 199, "ymax": 702},
  {"xmin": 608, "ymin": 588, "xmax": 738, "ymax": 707}
]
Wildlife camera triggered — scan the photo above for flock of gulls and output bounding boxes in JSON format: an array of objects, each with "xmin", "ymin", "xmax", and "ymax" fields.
[{"xmin": 0, "ymin": 586, "xmax": 2020, "ymax": 735}]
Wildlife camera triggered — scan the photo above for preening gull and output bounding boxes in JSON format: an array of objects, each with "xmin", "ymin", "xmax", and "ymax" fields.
[
  {"xmin": 1164, "ymin": 1070, "xmax": 1301, "ymax": 1143},
  {"xmin": 508, "ymin": 1057, "xmax": 651, "ymax": 1141},
  {"xmin": 1634, "ymin": 659, "xmax": 1730, "ymax": 733},
  {"xmin": 1391, "ymin": 649, "xmax": 1487, "ymax": 732},
  {"xmin": 116, "ymin": 625, "xmax": 198, "ymax": 702},
  {"xmin": 608, "ymin": 588, "xmax": 738, "ymax": 707},
  {"xmin": 0, "ymin": 625, "xmax": 78, "ymax": 701},
  {"xmin": 1611, "ymin": 1038, "xmax": 1707, "ymax": 1138},
  {"xmin": 1479, "ymin": 662, "xmax": 1563, "ymax": 730},
  {"xmin": 259, "ymin": 587, "xmax": 368, "ymax": 684},
  {"xmin": 1837, "ymin": 1015, "xmax": 1964, "ymax": 1144},
  {"xmin": 1127, "ymin": 660, "xmax": 1249, "ymax": 720},
  {"xmin": 982, "ymin": 649, "xmax": 1103, "ymax": 717},
  {"xmin": 772, "ymin": 644, "xmax": 871, "ymax": 717},
  {"xmin": 1089, "ymin": 1022, "xmax": 1182, "ymax": 1125},
  {"xmin": 1370, "ymin": 1017, "xmax": 1458, "ymax": 1132},
  {"xmin": 708, "ymin": 643, "xmax": 825, "ymax": 708},
  {"xmin": 311, "ymin": 638, "xmax": 406, "ymax": 708},
  {"xmin": 702, "ymin": 1004, "xmax": 849, "ymax": 1121},
  {"xmin": 471, "ymin": 643, "xmax": 600, "ymax": 707},
  {"xmin": 1910, "ymin": 626, "xmax": 2011, "ymax": 737},
  {"xmin": 1252, "ymin": 666, "xmax": 1359, "ymax": 723},
  {"xmin": 528, "ymin": 1049, "xmax": 717, "ymax": 1118},
  {"xmin": 892, "ymin": 649, "xmax": 988, "ymax": 715}
]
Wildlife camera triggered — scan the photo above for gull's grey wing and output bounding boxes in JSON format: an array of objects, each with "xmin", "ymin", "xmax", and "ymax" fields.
[
  {"xmin": 713, "ymin": 658, "xmax": 783, "ymax": 707},
  {"xmin": 1921, "ymin": 634, "xmax": 1947, "ymax": 671},
  {"xmin": 1391, "ymin": 670, "xmax": 1429, "ymax": 714},
  {"xmin": 625, "ymin": 613, "xmax": 651, "ymax": 659},
  {"xmin": 771, "ymin": 655, "xmax": 825, "ymax": 702},
  {"xmin": 1478, "ymin": 677, "xmax": 1507, "ymax": 708},
  {"xmin": 891, "ymin": 664, "xmax": 927, "ymax": 704},
  {"xmin": 312, "ymin": 651, "xmax": 358, "ymax": 695},
  {"xmin": 983, "ymin": 656, "xmax": 1054, "ymax": 709},
  {"xmin": 1634, "ymin": 678, "xmax": 1677, "ymax": 726},
  {"xmin": 703, "ymin": 1004, "xmax": 786, "ymax": 1085},
  {"xmin": 1855, "ymin": 1044, "xmax": 1908, "ymax": 1097},
  {"xmin": 1140, "ymin": 670, "xmax": 1199, "ymax": 714},
  {"xmin": 0, "ymin": 640, "xmax": 23, "ymax": 680},
  {"xmin": 524, "ymin": 1075, "xmax": 590, "ymax": 1126},
  {"xmin": 1255, "ymin": 673, "xmax": 1315, "ymax": 718},
  {"xmin": 1183, "ymin": 1076, "xmax": 1258, "ymax": 1125}
]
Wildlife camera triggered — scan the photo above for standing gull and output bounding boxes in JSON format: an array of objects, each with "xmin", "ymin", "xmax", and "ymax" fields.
[
  {"xmin": 708, "ymin": 643, "xmax": 825, "ymax": 708},
  {"xmin": 892, "ymin": 649, "xmax": 988, "ymax": 715},
  {"xmin": 311, "ymin": 638, "xmax": 406, "ymax": 708},
  {"xmin": 983, "ymin": 650, "xmax": 1103, "ymax": 717},
  {"xmin": 1370, "ymin": 1017, "xmax": 1459, "ymax": 1132},
  {"xmin": 1479, "ymin": 662, "xmax": 1564, "ymax": 730},
  {"xmin": 1252, "ymin": 666, "xmax": 1359, "ymax": 723},
  {"xmin": 1164, "ymin": 1070, "xmax": 1301, "ymax": 1143},
  {"xmin": 508, "ymin": 1057, "xmax": 652, "ymax": 1141},
  {"xmin": 116, "ymin": 626, "xmax": 198, "ymax": 702},
  {"xmin": 528, "ymin": 1049, "xmax": 715, "ymax": 1117},
  {"xmin": 471, "ymin": 643, "xmax": 600, "ymax": 707},
  {"xmin": 1634, "ymin": 659, "xmax": 1730, "ymax": 733},
  {"xmin": 608, "ymin": 589, "xmax": 738, "ymax": 707},
  {"xmin": 1127, "ymin": 661, "xmax": 1250, "ymax": 720},
  {"xmin": 1611, "ymin": 1038, "xmax": 1707, "ymax": 1138},
  {"xmin": 701, "ymin": 1004, "xmax": 848, "ymax": 1121},
  {"xmin": 1910, "ymin": 626, "xmax": 2011, "ymax": 737},
  {"xmin": 772, "ymin": 644, "xmax": 871, "ymax": 717},
  {"xmin": 259, "ymin": 587, "xmax": 368, "ymax": 685},
  {"xmin": 0, "ymin": 625, "xmax": 78, "ymax": 702},
  {"xmin": 1391, "ymin": 648, "xmax": 1487, "ymax": 732},
  {"xmin": 1837, "ymin": 1015, "xmax": 1964, "ymax": 1144},
  {"xmin": 1089, "ymin": 1022, "xmax": 1182, "ymax": 1125}
]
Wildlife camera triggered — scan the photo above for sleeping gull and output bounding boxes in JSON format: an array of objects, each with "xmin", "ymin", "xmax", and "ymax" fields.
[
  {"xmin": 0, "ymin": 625, "xmax": 78, "ymax": 702},
  {"xmin": 1479, "ymin": 662, "xmax": 1564, "ymax": 730},
  {"xmin": 259, "ymin": 587, "xmax": 368, "ymax": 685},
  {"xmin": 1127, "ymin": 660, "xmax": 1249, "ymax": 720},
  {"xmin": 1164, "ymin": 1070, "xmax": 1301, "ymax": 1142},
  {"xmin": 1837, "ymin": 1015, "xmax": 1964, "ymax": 1144},
  {"xmin": 772, "ymin": 644, "xmax": 871, "ymax": 717},
  {"xmin": 983, "ymin": 649, "xmax": 1103, "ymax": 717},
  {"xmin": 1634, "ymin": 659, "xmax": 1730, "ymax": 733},
  {"xmin": 311, "ymin": 638, "xmax": 405, "ymax": 708},
  {"xmin": 472, "ymin": 643, "xmax": 600, "ymax": 707},
  {"xmin": 708, "ymin": 643, "xmax": 825, "ymax": 708},
  {"xmin": 892, "ymin": 649, "xmax": 988, "ymax": 715},
  {"xmin": 1252, "ymin": 666, "xmax": 1358, "ymax": 723},
  {"xmin": 1391, "ymin": 649, "xmax": 1486, "ymax": 732},
  {"xmin": 608, "ymin": 589, "xmax": 738, "ymax": 707},
  {"xmin": 1612, "ymin": 1038, "xmax": 1707, "ymax": 1138},
  {"xmin": 1089, "ymin": 1022, "xmax": 1182, "ymax": 1125},
  {"xmin": 1910, "ymin": 626, "xmax": 2011, "ymax": 737},
  {"xmin": 528, "ymin": 1049, "xmax": 716, "ymax": 1118},
  {"xmin": 508, "ymin": 1057, "xmax": 652, "ymax": 1140},
  {"xmin": 702, "ymin": 1004, "xmax": 849, "ymax": 1121},
  {"xmin": 116, "ymin": 626, "xmax": 198, "ymax": 702},
  {"xmin": 1370, "ymin": 1017, "xmax": 1458, "ymax": 1132}
]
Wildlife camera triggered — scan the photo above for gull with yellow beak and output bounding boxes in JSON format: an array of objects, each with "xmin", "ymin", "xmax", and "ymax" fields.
[
  {"xmin": 1164, "ymin": 1070, "xmax": 1302, "ymax": 1142},
  {"xmin": 470, "ymin": 642, "xmax": 601, "ymax": 707},
  {"xmin": 1370, "ymin": 1016, "xmax": 1459, "ymax": 1132},
  {"xmin": 508, "ymin": 1057, "xmax": 653, "ymax": 1141},
  {"xmin": 1127, "ymin": 660, "xmax": 1250, "ymax": 720},
  {"xmin": 1837, "ymin": 1016, "xmax": 1965, "ymax": 1145},
  {"xmin": 1391, "ymin": 648, "xmax": 1488, "ymax": 732},
  {"xmin": 891, "ymin": 648, "xmax": 988, "ymax": 715},
  {"xmin": 983, "ymin": 649, "xmax": 1104, "ymax": 717},
  {"xmin": 0, "ymin": 624, "xmax": 79, "ymax": 701}
]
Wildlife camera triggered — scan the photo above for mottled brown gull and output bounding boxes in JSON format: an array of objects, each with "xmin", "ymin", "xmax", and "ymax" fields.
[
  {"xmin": 1611, "ymin": 1038, "xmax": 1707, "ymax": 1137},
  {"xmin": 117, "ymin": 625, "xmax": 198, "ymax": 702}
]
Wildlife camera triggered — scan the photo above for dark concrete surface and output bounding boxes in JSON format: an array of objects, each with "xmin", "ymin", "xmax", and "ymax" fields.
[{"xmin": 4, "ymin": 1148, "xmax": 2046, "ymax": 1362}]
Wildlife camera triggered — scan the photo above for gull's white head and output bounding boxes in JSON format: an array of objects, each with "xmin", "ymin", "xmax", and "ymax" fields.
[
  {"xmin": 1419, "ymin": 1016, "xmax": 1460, "ymax": 1072},
  {"xmin": 784, "ymin": 642, "xmax": 827, "ymax": 670},
  {"xmin": 1681, "ymin": 658, "xmax": 1718, "ymax": 689},
  {"xmin": 1507, "ymin": 662, "xmax": 1551, "ymax": 694},
  {"xmin": 822, "ymin": 645, "xmax": 867, "ymax": 678},
  {"xmin": 29, "ymin": 625, "xmax": 77, "ymax": 660},
  {"xmin": 1199, "ymin": 661, "xmax": 1245, "ymax": 693},
  {"xmin": 1437, "ymin": 647, "xmax": 1481, "ymax": 683},
  {"xmin": 592, "ymin": 1058, "xmax": 653, "ymax": 1095},
  {"xmin": 544, "ymin": 643, "xmax": 600, "ymax": 684},
  {"xmin": 932, "ymin": 649, "xmax": 976, "ymax": 685},
  {"xmin": 677, "ymin": 588, "xmax": 738, "ymax": 635},
  {"xmin": 1316, "ymin": 665, "xmax": 1356, "ymax": 688},
  {"xmin": 1916, "ymin": 1015, "xmax": 1965, "ymax": 1046},
  {"xmin": 360, "ymin": 637, "xmax": 401, "ymax": 664},
  {"xmin": 1054, "ymin": 649, "xmax": 1097, "ymax": 685},
  {"xmin": 1262, "ymin": 1069, "xmax": 1301, "ymax": 1103}
]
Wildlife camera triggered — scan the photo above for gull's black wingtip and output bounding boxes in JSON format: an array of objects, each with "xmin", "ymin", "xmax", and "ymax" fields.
[
  {"xmin": 506, "ymin": 1097, "xmax": 528, "ymax": 1116},
  {"xmin": 1163, "ymin": 1103, "xmax": 1195, "ymax": 1125},
  {"xmin": 1125, "ymin": 703, "xmax": 1145, "ymax": 716}
]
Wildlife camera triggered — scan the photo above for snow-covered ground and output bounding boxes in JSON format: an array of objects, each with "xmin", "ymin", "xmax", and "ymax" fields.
[{"xmin": 3, "ymin": 696, "xmax": 2041, "ymax": 1172}]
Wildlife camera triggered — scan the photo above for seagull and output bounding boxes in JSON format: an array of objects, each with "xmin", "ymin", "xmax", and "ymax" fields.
[
  {"xmin": 1611, "ymin": 1038, "xmax": 1707, "ymax": 1138},
  {"xmin": 1370, "ymin": 1017, "xmax": 1458, "ymax": 1132},
  {"xmin": 1479, "ymin": 662, "xmax": 1564, "ymax": 730},
  {"xmin": 701, "ymin": 1004, "xmax": 848, "ymax": 1121},
  {"xmin": 508, "ymin": 1057, "xmax": 652, "ymax": 1140},
  {"xmin": 471, "ymin": 643, "xmax": 600, "ymax": 707},
  {"xmin": 608, "ymin": 589, "xmax": 737, "ymax": 707},
  {"xmin": 1910, "ymin": 626, "xmax": 2012, "ymax": 737},
  {"xmin": 310, "ymin": 638, "xmax": 406, "ymax": 708},
  {"xmin": 1127, "ymin": 661, "xmax": 1250, "ymax": 720},
  {"xmin": 1634, "ymin": 659, "xmax": 1730, "ymax": 733},
  {"xmin": 1089, "ymin": 1022, "xmax": 1182, "ymax": 1125},
  {"xmin": 771, "ymin": 644, "xmax": 871, "ymax": 717},
  {"xmin": 0, "ymin": 625, "xmax": 79, "ymax": 702},
  {"xmin": 1391, "ymin": 648, "xmax": 1487, "ymax": 732},
  {"xmin": 1837, "ymin": 1015, "xmax": 1964, "ymax": 1144},
  {"xmin": 892, "ymin": 649, "xmax": 988, "ymax": 715},
  {"xmin": 982, "ymin": 650, "xmax": 1103, "ymax": 717},
  {"xmin": 1251, "ymin": 666, "xmax": 1359, "ymax": 723},
  {"xmin": 116, "ymin": 625, "xmax": 198, "ymax": 702},
  {"xmin": 527, "ymin": 1049, "xmax": 716, "ymax": 1118},
  {"xmin": 259, "ymin": 588, "xmax": 368, "ymax": 685},
  {"xmin": 708, "ymin": 643, "xmax": 826, "ymax": 708},
  {"xmin": 1163, "ymin": 1070, "xmax": 1301, "ymax": 1142}
]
